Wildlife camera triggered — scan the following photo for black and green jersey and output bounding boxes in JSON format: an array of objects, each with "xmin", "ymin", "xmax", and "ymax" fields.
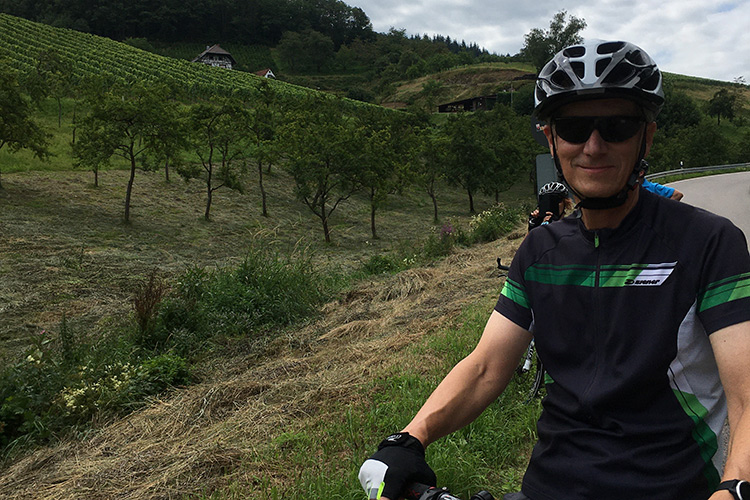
[{"xmin": 496, "ymin": 188, "xmax": 750, "ymax": 500}]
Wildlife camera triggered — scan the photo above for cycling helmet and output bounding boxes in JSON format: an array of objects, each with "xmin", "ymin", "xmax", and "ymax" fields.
[
  {"xmin": 534, "ymin": 40, "xmax": 664, "ymax": 120},
  {"xmin": 538, "ymin": 182, "xmax": 569, "ymax": 198}
]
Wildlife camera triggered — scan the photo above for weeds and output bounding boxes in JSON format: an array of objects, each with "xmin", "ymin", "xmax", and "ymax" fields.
[{"xmin": 133, "ymin": 268, "xmax": 170, "ymax": 337}]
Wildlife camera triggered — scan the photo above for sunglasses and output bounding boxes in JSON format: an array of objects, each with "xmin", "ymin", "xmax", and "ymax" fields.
[{"xmin": 553, "ymin": 116, "xmax": 645, "ymax": 144}]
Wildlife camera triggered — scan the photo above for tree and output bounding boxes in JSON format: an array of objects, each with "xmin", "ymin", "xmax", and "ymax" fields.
[
  {"xmin": 73, "ymin": 81, "xmax": 182, "ymax": 222},
  {"xmin": 441, "ymin": 113, "xmax": 497, "ymax": 214},
  {"xmin": 245, "ymin": 80, "xmax": 282, "ymax": 217},
  {"xmin": 183, "ymin": 97, "xmax": 248, "ymax": 220},
  {"xmin": 0, "ymin": 66, "xmax": 50, "ymax": 188},
  {"xmin": 658, "ymin": 83, "xmax": 702, "ymax": 136},
  {"xmin": 281, "ymin": 95, "xmax": 359, "ymax": 243},
  {"xmin": 354, "ymin": 109, "xmax": 420, "ymax": 239},
  {"xmin": 521, "ymin": 10, "xmax": 587, "ymax": 73},
  {"xmin": 25, "ymin": 49, "xmax": 73, "ymax": 128},
  {"xmin": 476, "ymin": 106, "xmax": 532, "ymax": 202},
  {"xmin": 416, "ymin": 126, "xmax": 449, "ymax": 223},
  {"xmin": 708, "ymin": 88, "xmax": 736, "ymax": 125},
  {"xmin": 278, "ymin": 29, "xmax": 335, "ymax": 73}
]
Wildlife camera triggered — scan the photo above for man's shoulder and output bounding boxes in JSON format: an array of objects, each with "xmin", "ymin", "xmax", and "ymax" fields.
[{"xmin": 643, "ymin": 190, "xmax": 745, "ymax": 247}]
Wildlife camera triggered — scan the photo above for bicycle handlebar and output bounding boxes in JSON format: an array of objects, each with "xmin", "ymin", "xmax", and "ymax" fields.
[{"xmin": 405, "ymin": 482, "xmax": 495, "ymax": 500}]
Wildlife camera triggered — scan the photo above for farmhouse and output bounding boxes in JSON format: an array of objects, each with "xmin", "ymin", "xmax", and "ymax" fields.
[
  {"xmin": 438, "ymin": 95, "xmax": 497, "ymax": 113},
  {"xmin": 192, "ymin": 44, "xmax": 236, "ymax": 70}
]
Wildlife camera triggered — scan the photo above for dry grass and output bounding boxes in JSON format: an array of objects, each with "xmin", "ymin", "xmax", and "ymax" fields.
[
  {"xmin": 0, "ymin": 168, "xmax": 530, "ymax": 360},
  {"xmin": 0, "ymin": 228, "xmax": 524, "ymax": 499}
]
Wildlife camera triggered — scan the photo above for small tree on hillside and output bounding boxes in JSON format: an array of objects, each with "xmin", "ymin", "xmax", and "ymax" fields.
[
  {"xmin": 354, "ymin": 109, "xmax": 420, "ymax": 239},
  {"xmin": 0, "ymin": 66, "xmax": 50, "ymax": 189},
  {"xmin": 476, "ymin": 106, "xmax": 530, "ymax": 202},
  {"xmin": 73, "ymin": 81, "xmax": 182, "ymax": 222},
  {"xmin": 442, "ymin": 112, "xmax": 497, "ymax": 214},
  {"xmin": 281, "ymin": 95, "xmax": 359, "ymax": 243},
  {"xmin": 183, "ymin": 97, "xmax": 249, "ymax": 220},
  {"xmin": 25, "ymin": 49, "xmax": 73, "ymax": 127},
  {"xmin": 708, "ymin": 89, "xmax": 736, "ymax": 125},
  {"xmin": 415, "ymin": 126, "xmax": 449, "ymax": 223},
  {"xmin": 521, "ymin": 10, "xmax": 587, "ymax": 73},
  {"xmin": 245, "ymin": 80, "xmax": 281, "ymax": 217}
]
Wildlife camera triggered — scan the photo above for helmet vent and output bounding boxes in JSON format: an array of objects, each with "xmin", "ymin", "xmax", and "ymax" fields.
[
  {"xmin": 597, "ymin": 41, "xmax": 625, "ymax": 54},
  {"xmin": 563, "ymin": 46, "xmax": 586, "ymax": 58},
  {"xmin": 625, "ymin": 50, "xmax": 647, "ymax": 65},
  {"xmin": 640, "ymin": 69, "xmax": 661, "ymax": 91},
  {"xmin": 570, "ymin": 61, "xmax": 585, "ymax": 79},
  {"xmin": 602, "ymin": 62, "xmax": 636, "ymax": 84},
  {"xmin": 595, "ymin": 57, "xmax": 611, "ymax": 77},
  {"xmin": 550, "ymin": 70, "xmax": 575, "ymax": 89}
]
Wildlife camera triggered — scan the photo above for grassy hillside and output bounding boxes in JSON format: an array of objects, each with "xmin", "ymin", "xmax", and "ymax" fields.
[{"xmin": 0, "ymin": 13, "xmax": 367, "ymax": 108}]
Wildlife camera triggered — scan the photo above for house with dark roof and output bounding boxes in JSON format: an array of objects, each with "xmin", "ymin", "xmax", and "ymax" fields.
[
  {"xmin": 192, "ymin": 44, "xmax": 236, "ymax": 70},
  {"xmin": 437, "ymin": 95, "xmax": 497, "ymax": 113}
]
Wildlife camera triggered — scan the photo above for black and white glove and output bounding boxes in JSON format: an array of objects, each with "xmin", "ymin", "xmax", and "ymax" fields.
[{"xmin": 358, "ymin": 432, "xmax": 437, "ymax": 500}]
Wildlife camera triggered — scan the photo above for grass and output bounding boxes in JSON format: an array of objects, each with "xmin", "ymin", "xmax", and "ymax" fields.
[{"xmin": 0, "ymin": 98, "xmax": 537, "ymax": 497}]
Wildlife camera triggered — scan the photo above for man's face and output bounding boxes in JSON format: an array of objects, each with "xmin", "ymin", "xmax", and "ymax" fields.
[{"xmin": 543, "ymin": 99, "xmax": 657, "ymax": 200}]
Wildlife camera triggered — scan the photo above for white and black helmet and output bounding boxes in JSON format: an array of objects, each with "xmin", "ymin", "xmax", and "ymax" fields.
[
  {"xmin": 534, "ymin": 40, "xmax": 664, "ymax": 120},
  {"xmin": 538, "ymin": 182, "xmax": 569, "ymax": 198}
]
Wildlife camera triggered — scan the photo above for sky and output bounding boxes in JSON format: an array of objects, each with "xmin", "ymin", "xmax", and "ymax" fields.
[{"xmin": 346, "ymin": 0, "xmax": 750, "ymax": 83}]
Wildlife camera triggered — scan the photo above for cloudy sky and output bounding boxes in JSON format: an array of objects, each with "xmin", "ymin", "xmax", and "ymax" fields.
[{"xmin": 346, "ymin": 0, "xmax": 749, "ymax": 83}]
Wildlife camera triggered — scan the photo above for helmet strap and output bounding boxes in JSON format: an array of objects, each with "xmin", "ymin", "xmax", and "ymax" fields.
[{"xmin": 551, "ymin": 125, "xmax": 649, "ymax": 210}]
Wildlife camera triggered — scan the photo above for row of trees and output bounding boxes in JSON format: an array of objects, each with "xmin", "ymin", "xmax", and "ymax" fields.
[{"xmin": 1, "ymin": 64, "xmax": 539, "ymax": 241}]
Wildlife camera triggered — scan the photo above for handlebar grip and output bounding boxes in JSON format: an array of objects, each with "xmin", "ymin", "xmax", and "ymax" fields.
[
  {"xmin": 405, "ymin": 483, "xmax": 495, "ymax": 500},
  {"xmin": 404, "ymin": 483, "xmax": 462, "ymax": 500},
  {"xmin": 404, "ymin": 482, "xmax": 431, "ymax": 499}
]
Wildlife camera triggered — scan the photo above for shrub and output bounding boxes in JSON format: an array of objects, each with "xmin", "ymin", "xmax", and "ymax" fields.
[
  {"xmin": 361, "ymin": 254, "xmax": 401, "ymax": 275},
  {"xmin": 151, "ymin": 247, "xmax": 332, "ymax": 351},
  {"xmin": 469, "ymin": 204, "xmax": 524, "ymax": 243}
]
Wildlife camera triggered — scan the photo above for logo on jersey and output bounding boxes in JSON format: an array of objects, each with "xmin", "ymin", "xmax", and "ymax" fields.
[{"xmin": 608, "ymin": 262, "xmax": 677, "ymax": 287}]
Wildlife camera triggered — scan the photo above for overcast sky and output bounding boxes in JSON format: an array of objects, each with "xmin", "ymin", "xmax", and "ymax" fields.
[{"xmin": 346, "ymin": 1, "xmax": 750, "ymax": 83}]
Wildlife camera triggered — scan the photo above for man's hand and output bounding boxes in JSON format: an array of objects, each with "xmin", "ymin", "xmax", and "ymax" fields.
[{"xmin": 358, "ymin": 433, "xmax": 436, "ymax": 500}]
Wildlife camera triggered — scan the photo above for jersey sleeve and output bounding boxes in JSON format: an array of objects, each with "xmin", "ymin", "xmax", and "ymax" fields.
[
  {"xmin": 696, "ymin": 220, "xmax": 750, "ymax": 334},
  {"xmin": 495, "ymin": 245, "xmax": 534, "ymax": 331}
]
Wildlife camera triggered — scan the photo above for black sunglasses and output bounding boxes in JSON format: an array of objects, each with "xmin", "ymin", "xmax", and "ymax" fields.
[{"xmin": 553, "ymin": 116, "xmax": 645, "ymax": 144}]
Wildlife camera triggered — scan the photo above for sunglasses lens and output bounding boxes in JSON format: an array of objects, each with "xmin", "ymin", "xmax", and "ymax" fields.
[
  {"xmin": 554, "ymin": 118, "xmax": 594, "ymax": 143},
  {"xmin": 598, "ymin": 117, "xmax": 643, "ymax": 142},
  {"xmin": 554, "ymin": 116, "xmax": 643, "ymax": 143}
]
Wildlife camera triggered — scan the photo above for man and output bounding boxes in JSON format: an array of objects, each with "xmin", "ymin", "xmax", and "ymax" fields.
[
  {"xmin": 528, "ymin": 181, "xmax": 573, "ymax": 231},
  {"xmin": 359, "ymin": 40, "xmax": 750, "ymax": 500}
]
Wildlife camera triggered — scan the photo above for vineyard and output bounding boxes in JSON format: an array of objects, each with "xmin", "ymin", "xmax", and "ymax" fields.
[{"xmin": 0, "ymin": 13, "xmax": 369, "ymax": 107}]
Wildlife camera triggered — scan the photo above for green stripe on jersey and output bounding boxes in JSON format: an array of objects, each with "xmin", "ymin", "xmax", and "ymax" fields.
[
  {"xmin": 698, "ymin": 272, "xmax": 750, "ymax": 312},
  {"xmin": 501, "ymin": 279, "xmax": 530, "ymax": 309},
  {"xmin": 672, "ymin": 389, "xmax": 721, "ymax": 489},
  {"xmin": 525, "ymin": 264, "xmax": 597, "ymax": 287}
]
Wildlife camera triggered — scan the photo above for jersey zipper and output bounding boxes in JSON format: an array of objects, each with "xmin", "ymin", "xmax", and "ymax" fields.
[{"xmin": 582, "ymin": 230, "xmax": 603, "ymax": 419}]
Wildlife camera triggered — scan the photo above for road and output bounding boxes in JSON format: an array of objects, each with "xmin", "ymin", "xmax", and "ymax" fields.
[{"xmin": 669, "ymin": 171, "xmax": 750, "ymax": 248}]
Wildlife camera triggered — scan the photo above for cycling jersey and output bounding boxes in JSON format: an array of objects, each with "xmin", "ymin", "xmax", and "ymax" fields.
[
  {"xmin": 642, "ymin": 178, "xmax": 676, "ymax": 198},
  {"xmin": 495, "ymin": 188, "xmax": 750, "ymax": 500}
]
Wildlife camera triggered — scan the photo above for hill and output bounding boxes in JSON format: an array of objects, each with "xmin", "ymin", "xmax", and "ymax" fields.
[{"xmin": 0, "ymin": 13, "xmax": 368, "ymax": 108}]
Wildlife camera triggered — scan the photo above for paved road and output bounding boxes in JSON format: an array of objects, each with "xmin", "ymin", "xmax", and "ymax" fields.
[{"xmin": 669, "ymin": 171, "xmax": 750, "ymax": 248}]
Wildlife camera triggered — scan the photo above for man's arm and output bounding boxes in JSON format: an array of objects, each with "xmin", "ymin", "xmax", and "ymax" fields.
[
  {"xmin": 670, "ymin": 188, "xmax": 684, "ymax": 201},
  {"xmin": 403, "ymin": 311, "xmax": 533, "ymax": 448},
  {"xmin": 710, "ymin": 320, "xmax": 750, "ymax": 499}
]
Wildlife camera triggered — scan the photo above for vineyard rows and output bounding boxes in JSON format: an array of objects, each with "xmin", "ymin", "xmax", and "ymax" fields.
[{"xmin": 0, "ymin": 13, "xmax": 370, "ymax": 109}]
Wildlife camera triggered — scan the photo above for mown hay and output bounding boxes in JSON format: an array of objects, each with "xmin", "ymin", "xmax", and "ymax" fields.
[{"xmin": 0, "ymin": 236, "xmax": 521, "ymax": 499}]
